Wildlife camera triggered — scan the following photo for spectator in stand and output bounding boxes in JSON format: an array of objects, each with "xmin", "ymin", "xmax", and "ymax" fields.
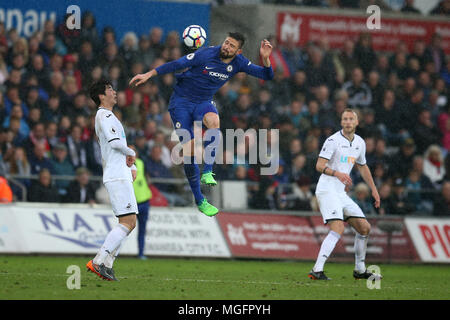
[
  {"xmin": 49, "ymin": 143, "xmax": 74, "ymax": 197},
  {"xmin": 66, "ymin": 124, "xmax": 88, "ymax": 169},
  {"xmin": 352, "ymin": 182, "xmax": 376, "ymax": 215},
  {"xmin": 405, "ymin": 156, "xmax": 435, "ymax": 214},
  {"xmin": 335, "ymin": 38, "xmax": 358, "ymax": 83},
  {"xmin": 387, "ymin": 178, "xmax": 416, "ymax": 215},
  {"xmin": 64, "ymin": 167, "xmax": 97, "ymax": 204},
  {"xmin": 80, "ymin": 11, "xmax": 100, "ymax": 49},
  {"xmin": 430, "ymin": 0, "xmax": 450, "ymax": 16},
  {"xmin": 377, "ymin": 183, "xmax": 392, "ymax": 215},
  {"xmin": 424, "ymin": 33, "xmax": 446, "ymax": 74},
  {"xmin": 354, "ymin": 32, "xmax": 376, "ymax": 75},
  {"xmin": 29, "ymin": 142, "xmax": 53, "ymax": 175},
  {"xmin": 423, "ymin": 144, "xmax": 446, "ymax": 187},
  {"xmin": 389, "ymin": 138, "xmax": 416, "ymax": 180},
  {"xmin": 146, "ymin": 144, "xmax": 187, "ymax": 206},
  {"xmin": 413, "ymin": 109, "xmax": 442, "ymax": 154},
  {"xmin": 342, "ymin": 67, "xmax": 372, "ymax": 109},
  {"xmin": 28, "ymin": 168, "xmax": 59, "ymax": 202},
  {"xmin": 401, "ymin": 0, "xmax": 421, "ymax": 13},
  {"xmin": 433, "ymin": 180, "xmax": 450, "ymax": 216}
]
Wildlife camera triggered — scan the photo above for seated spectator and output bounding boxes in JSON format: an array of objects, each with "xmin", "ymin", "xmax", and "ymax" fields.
[
  {"xmin": 388, "ymin": 138, "xmax": 416, "ymax": 180},
  {"xmin": 433, "ymin": 180, "xmax": 450, "ymax": 216},
  {"xmin": 387, "ymin": 178, "xmax": 416, "ymax": 215},
  {"xmin": 49, "ymin": 143, "xmax": 75, "ymax": 196},
  {"xmin": 66, "ymin": 124, "xmax": 88, "ymax": 169},
  {"xmin": 405, "ymin": 157, "xmax": 434, "ymax": 215},
  {"xmin": 146, "ymin": 144, "xmax": 187, "ymax": 206},
  {"xmin": 342, "ymin": 67, "xmax": 372, "ymax": 109},
  {"xmin": 64, "ymin": 167, "xmax": 97, "ymax": 204},
  {"xmin": 352, "ymin": 182, "xmax": 376, "ymax": 215},
  {"xmin": 29, "ymin": 143, "xmax": 53, "ymax": 174},
  {"xmin": 290, "ymin": 175, "xmax": 314, "ymax": 211},
  {"xmin": 377, "ymin": 183, "xmax": 392, "ymax": 215},
  {"xmin": 423, "ymin": 144, "xmax": 446, "ymax": 186},
  {"xmin": 28, "ymin": 168, "xmax": 59, "ymax": 202}
]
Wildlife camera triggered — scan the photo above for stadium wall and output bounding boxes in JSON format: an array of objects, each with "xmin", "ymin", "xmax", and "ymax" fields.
[
  {"xmin": 210, "ymin": 4, "xmax": 450, "ymax": 63},
  {"xmin": 0, "ymin": 0, "xmax": 210, "ymax": 44},
  {"xmin": 1, "ymin": 203, "xmax": 449, "ymax": 263}
]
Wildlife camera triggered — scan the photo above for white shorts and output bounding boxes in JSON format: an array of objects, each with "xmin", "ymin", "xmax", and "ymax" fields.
[
  {"xmin": 316, "ymin": 191, "xmax": 365, "ymax": 224},
  {"xmin": 104, "ymin": 180, "xmax": 138, "ymax": 216}
]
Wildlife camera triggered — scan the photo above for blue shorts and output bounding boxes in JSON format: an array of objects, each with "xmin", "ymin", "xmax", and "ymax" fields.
[{"xmin": 168, "ymin": 93, "xmax": 218, "ymax": 144}]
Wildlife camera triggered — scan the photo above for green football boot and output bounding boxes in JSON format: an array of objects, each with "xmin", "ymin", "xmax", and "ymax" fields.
[
  {"xmin": 200, "ymin": 171, "xmax": 217, "ymax": 186},
  {"xmin": 197, "ymin": 198, "xmax": 219, "ymax": 217}
]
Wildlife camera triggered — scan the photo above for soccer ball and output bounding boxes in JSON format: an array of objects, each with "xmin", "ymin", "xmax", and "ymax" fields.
[{"xmin": 182, "ymin": 25, "xmax": 207, "ymax": 49}]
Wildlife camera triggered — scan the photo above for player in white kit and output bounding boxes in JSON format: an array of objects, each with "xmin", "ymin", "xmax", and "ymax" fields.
[
  {"xmin": 86, "ymin": 80, "xmax": 138, "ymax": 281},
  {"xmin": 308, "ymin": 108, "xmax": 382, "ymax": 281}
]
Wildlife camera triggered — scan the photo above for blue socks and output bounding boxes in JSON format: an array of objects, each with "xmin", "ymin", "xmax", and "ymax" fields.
[
  {"xmin": 203, "ymin": 128, "xmax": 220, "ymax": 173},
  {"xmin": 183, "ymin": 156, "xmax": 204, "ymax": 205}
]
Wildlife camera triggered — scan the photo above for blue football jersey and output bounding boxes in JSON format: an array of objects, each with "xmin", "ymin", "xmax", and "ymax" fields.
[{"xmin": 155, "ymin": 46, "xmax": 273, "ymax": 102}]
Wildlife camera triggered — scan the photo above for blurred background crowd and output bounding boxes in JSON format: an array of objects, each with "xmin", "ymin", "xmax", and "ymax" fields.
[{"xmin": 0, "ymin": 1, "xmax": 449, "ymax": 216}]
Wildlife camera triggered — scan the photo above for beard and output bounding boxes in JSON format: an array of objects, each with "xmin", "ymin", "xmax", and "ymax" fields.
[{"xmin": 219, "ymin": 48, "xmax": 236, "ymax": 59}]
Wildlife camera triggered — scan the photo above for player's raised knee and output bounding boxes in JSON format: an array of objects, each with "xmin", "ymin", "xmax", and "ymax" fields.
[{"xmin": 360, "ymin": 221, "xmax": 371, "ymax": 236}]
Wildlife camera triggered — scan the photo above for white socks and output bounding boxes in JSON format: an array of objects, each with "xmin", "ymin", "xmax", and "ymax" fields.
[
  {"xmin": 104, "ymin": 241, "xmax": 124, "ymax": 268},
  {"xmin": 313, "ymin": 230, "xmax": 341, "ymax": 272},
  {"xmin": 93, "ymin": 224, "xmax": 129, "ymax": 266},
  {"xmin": 354, "ymin": 233, "xmax": 369, "ymax": 273}
]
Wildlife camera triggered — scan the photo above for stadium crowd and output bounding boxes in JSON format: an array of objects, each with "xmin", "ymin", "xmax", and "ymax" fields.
[{"xmin": 0, "ymin": 8, "xmax": 449, "ymax": 216}]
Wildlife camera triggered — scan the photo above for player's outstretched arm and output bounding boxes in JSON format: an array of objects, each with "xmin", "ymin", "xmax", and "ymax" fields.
[
  {"xmin": 129, "ymin": 69, "xmax": 158, "ymax": 87},
  {"xmin": 260, "ymin": 39, "xmax": 272, "ymax": 67}
]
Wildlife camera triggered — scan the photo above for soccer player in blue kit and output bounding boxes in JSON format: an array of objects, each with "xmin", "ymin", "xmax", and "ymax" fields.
[{"xmin": 129, "ymin": 32, "xmax": 274, "ymax": 216}]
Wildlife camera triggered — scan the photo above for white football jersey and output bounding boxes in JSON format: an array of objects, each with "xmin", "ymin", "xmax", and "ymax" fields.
[
  {"xmin": 316, "ymin": 130, "xmax": 366, "ymax": 193},
  {"xmin": 95, "ymin": 107, "xmax": 132, "ymax": 183}
]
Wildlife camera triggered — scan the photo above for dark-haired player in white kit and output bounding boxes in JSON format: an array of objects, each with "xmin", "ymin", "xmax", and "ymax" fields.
[
  {"xmin": 309, "ymin": 108, "xmax": 382, "ymax": 280},
  {"xmin": 86, "ymin": 80, "xmax": 138, "ymax": 281}
]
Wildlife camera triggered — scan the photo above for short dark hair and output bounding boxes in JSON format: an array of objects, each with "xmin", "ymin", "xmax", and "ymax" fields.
[
  {"xmin": 89, "ymin": 80, "xmax": 111, "ymax": 106},
  {"xmin": 228, "ymin": 32, "xmax": 245, "ymax": 48}
]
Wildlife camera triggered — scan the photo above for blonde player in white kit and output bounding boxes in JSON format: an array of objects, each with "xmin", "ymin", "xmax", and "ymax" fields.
[
  {"xmin": 308, "ymin": 108, "xmax": 382, "ymax": 281},
  {"xmin": 86, "ymin": 80, "xmax": 138, "ymax": 281}
]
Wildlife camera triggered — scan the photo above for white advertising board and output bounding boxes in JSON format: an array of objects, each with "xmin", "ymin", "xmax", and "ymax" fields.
[
  {"xmin": 405, "ymin": 218, "xmax": 450, "ymax": 263},
  {"xmin": 0, "ymin": 204, "xmax": 231, "ymax": 258}
]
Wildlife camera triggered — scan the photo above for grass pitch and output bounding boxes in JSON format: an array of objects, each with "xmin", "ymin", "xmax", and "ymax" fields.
[{"xmin": 0, "ymin": 255, "xmax": 448, "ymax": 300}]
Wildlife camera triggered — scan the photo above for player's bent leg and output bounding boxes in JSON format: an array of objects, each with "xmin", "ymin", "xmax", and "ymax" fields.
[
  {"xmin": 118, "ymin": 213, "xmax": 137, "ymax": 232},
  {"xmin": 201, "ymin": 112, "xmax": 220, "ymax": 186},
  {"xmin": 346, "ymin": 218, "xmax": 381, "ymax": 279}
]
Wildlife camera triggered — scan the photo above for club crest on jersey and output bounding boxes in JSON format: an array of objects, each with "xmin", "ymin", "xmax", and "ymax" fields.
[
  {"xmin": 227, "ymin": 65, "xmax": 233, "ymax": 72},
  {"xmin": 175, "ymin": 122, "xmax": 181, "ymax": 129}
]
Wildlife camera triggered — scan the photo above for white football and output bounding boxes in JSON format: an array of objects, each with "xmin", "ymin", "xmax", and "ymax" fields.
[{"xmin": 182, "ymin": 25, "xmax": 207, "ymax": 49}]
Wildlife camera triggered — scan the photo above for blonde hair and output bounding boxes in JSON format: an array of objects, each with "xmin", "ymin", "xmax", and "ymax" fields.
[
  {"xmin": 425, "ymin": 144, "xmax": 443, "ymax": 162},
  {"xmin": 341, "ymin": 107, "xmax": 360, "ymax": 120}
]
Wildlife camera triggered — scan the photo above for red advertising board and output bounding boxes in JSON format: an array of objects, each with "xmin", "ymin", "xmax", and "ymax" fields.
[
  {"xmin": 309, "ymin": 216, "xmax": 419, "ymax": 263},
  {"xmin": 277, "ymin": 11, "xmax": 450, "ymax": 53},
  {"xmin": 217, "ymin": 212, "xmax": 419, "ymax": 263},
  {"xmin": 217, "ymin": 212, "xmax": 320, "ymax": 259}
]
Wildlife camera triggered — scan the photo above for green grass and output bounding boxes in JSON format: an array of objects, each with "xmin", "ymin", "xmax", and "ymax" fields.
[{"xmin": 0, "ymin": 255, "xmax": 448, "ymax": 300}]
